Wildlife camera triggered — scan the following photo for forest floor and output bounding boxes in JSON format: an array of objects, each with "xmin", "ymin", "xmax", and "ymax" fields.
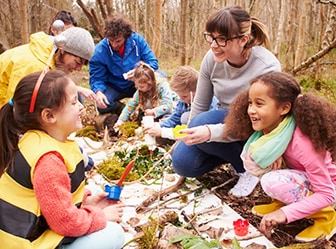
[{"xmin": 198, "ymin": 164, "xmax": 336, "ymax": 248}]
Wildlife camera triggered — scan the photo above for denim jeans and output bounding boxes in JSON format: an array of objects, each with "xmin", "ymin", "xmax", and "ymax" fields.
[
  {"xmin": 171, "ymin": 109, "xmax": 245, "ymax": 177},
  {"xmin": 97, "ymin": 84, "xmax": 136, "ymax": 114},
  {"xmin": 61, "ymin": 222, "xmax": 124, "ymax": 249}
]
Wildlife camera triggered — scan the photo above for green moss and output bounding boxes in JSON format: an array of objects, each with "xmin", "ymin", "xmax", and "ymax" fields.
[
  {"xmin": 76, "ymin": 125, "xmax": 100, "ymax": 141},
  {"xmin": 119, "ymin": 121, "xmax": 139, "ymax": 137},
  {"xmin": 97, "ymin": 156, "xmax": 139, "ymax": 181}
]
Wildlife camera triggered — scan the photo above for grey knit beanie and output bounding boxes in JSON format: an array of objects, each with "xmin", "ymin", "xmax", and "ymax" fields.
[{"xmin": 61, "ymin": 27, "xmax": 95, "ymax": 61}]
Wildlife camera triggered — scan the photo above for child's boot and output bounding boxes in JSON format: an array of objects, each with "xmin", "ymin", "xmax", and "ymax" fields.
[
  {"xmin": 295, "ymin": 206, "xmax": 336, "ymax": 242},
  {"xmin": 252, "ymin": 199, "xmax": 285, "ymax": 217}
]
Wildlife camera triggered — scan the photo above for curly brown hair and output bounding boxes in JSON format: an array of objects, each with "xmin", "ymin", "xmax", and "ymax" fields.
[
  {"xmin": 133, "ymin": 62, "xmax": 159, "ymax": 111},
  {"xmin": 104, "ymin": 14, "xmax": 133, "ymax": 39},
  {"xmin": 224, "ymin": 71, "xmax": 336, "ymax": 162}
]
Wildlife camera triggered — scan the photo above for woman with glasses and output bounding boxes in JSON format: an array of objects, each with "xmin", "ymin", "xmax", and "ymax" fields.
[{"xmin": 172, "ymin": 5, "xmax": 281, "ymax": 197}]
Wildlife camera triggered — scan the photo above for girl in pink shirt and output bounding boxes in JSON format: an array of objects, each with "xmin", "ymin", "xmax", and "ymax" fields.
[{"xmin": 224, "ymin": 72, "xmax": 336, "ymax": 242}]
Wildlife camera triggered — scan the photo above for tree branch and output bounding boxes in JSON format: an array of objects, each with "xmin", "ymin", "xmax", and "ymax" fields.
[{"xmin": 292, "ymin": 38, "xmax": 336, "ymax": 75}]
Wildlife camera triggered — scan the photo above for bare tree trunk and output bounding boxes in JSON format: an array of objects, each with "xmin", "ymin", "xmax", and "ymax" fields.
[
  {"xmin": 152, "ymin": 0, "xmax": 163, "ymax": 57},
  {"xmin": 180, "ymin": 0, "xmax": 188, "ymax": 65},
  {"xmin": 19, "ymin": 0, "xmax": 28, "ymax": 43},
  {"xmin": 273, "ymin": 0, "xmax": 287, "ymax": 57},
  {"xmin": 144, "ymin": 0, "xmax": 152, "ymax": 45},
  {"xmin": 106, "ymin": 0, "xmax": 113, "ymax": 16},
  {"xmin": 294, "ymin": 0, "xmax": 309, "ymax": 67},
  {"xmin": 76, "ymin": 0, "xmax": 103, "ymax": 39}
]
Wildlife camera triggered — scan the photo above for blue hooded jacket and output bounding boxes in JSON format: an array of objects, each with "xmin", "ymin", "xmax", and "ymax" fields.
[{"xmin": 89, "ymin": 32, "xmax": 159, "ymax": 93}]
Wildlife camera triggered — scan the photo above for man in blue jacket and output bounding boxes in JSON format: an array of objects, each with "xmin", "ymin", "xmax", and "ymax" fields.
[{"xmin": 89, "ymin": 14, "xmax": 159, "ymax": 114}]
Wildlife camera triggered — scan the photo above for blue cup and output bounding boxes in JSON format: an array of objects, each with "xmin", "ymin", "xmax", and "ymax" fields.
[{"xmin": 104, "ymin": 184, "xmax": 122, "ymax": 200}]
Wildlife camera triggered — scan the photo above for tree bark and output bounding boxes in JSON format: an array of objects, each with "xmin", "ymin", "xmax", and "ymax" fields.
[
  {"xmin": 19, "ymin": 0, "xmax": 29, "ymax": 44},
  {"xmin": 152, "ymin": 0, "xmax": 163, "ymax": 57},
  {"xmin": 180, "ymin": 0, "xmax": 188, "ymax": 65},
  {"xmin": 76, "ymin": 0, "xmax": 103, "ymax": 39}
]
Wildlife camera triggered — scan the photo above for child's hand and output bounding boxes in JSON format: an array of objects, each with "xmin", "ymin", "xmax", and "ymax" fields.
[
  {"xmin": 113, "ymin": 119, "xmax": 124, "ymax": 131},
  {"xmin": 84, "ymin": 192, "xmax": 119, "ymax": 209},
  {"xmin": 103, "ymin": 203, "xmax": 125, "ymax": 223},
  {"xmin": 144, "ymin": 109, "xmax": 155, "ymax": 116},
  {"xmin": 145, "ymin": 122, "xmax": 161, "ymax": 137},
  {"xmin": 259, "ymin": 209, "xmax": 287, "ymax": 238}
]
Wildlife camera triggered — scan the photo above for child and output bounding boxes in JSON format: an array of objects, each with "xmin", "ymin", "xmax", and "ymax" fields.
[
  {"xmin": 0, "ymin": 70, "xmax": 125, "ymax": 249},
  {"xmin": 146, "ymin": 66, "xmax": 217, "ymax": 140},
  {"xmin": 114, "ymin": 61, "xmax": 173, "ymax": 127},
  {"xmin": 224, "ymin": 72, "xmax": 336, "ymax": 242}
]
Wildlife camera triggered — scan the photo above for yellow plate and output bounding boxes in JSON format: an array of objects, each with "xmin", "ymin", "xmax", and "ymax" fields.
[{"xmin": 173, "ymin": 125, "xmax": 187, "ymax": 138}]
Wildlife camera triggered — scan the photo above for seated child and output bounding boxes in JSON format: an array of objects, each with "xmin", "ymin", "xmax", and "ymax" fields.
[
  {"xmin": 224, "ymin": 71, "xmax": 336, "ymax": 242},
  {"xmin": 146, "ymin": 66, "xmax": 217, "ymax": 140},
  {"xmin": 114, "ymin": 62, "xmax": 173, "ymax": 127}
]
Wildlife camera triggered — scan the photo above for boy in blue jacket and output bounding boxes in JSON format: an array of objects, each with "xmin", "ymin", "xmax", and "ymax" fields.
[{"xmin": 89, "ymin": 14, "xmax": 159, "ymax": 114}]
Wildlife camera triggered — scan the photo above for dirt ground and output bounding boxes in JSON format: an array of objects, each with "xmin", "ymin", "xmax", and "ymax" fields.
[{"xmin": 197, "ymin": 164, "xmax": 336, "ymax": 248}]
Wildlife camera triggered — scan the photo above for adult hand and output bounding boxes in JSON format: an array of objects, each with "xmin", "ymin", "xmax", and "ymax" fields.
[
  {"xmin": 96, "ymin": 91, "xmax": 110, "ymax": 109},
  {"xmin": 77, "ymin": 86, "xmax": 97, "ymax": 101},
  {"xmin": 177, "ymin": 125, "xmax": 211, "ymax": 146},
  {"xmin": 103, "ymin": 203, "xmax": 125, "ymax": 223},
  {"xmin": 145, "ymin": 122, "xmax": 161, "ymax": 137},
  {"xmin": 259, "ymin": 209, "xmax": 287, "ymax": 238}
]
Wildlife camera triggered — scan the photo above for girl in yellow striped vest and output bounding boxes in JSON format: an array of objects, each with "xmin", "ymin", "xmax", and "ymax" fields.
[{"xmin": 0, "ymin": 70, "xmax": 125, "ymax": 249}]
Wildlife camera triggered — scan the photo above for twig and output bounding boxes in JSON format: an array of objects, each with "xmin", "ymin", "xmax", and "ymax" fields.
[
  {"xmin": 138, "ymin": 177, "xmax": 237, "ymax": 213},
  {"xmin": 186, "ymin": 91, "xmax": 193, "ymax": 126},
  {"xmin": 181, "ymin": 210, "xmax": 202, "ymax": 236},
  {"xmin": 136, "ymin": 175, "xmax": 186, "ymax": 213}
]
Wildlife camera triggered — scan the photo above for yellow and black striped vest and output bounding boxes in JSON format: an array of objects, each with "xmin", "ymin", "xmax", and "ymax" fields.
[{"xmin": 0, "ymin": 130, "xmax": 85, "ymax": 249}]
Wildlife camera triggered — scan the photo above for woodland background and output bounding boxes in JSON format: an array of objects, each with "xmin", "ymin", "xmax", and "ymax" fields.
[{"xmin": 1, "ymin": 0, "xmax": 336, "ymax": 82}]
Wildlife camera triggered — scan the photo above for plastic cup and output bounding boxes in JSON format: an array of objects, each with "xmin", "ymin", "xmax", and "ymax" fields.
[
  {"xmin": 142, "ymin": 116, "xmax": 154, "ymax": 128},
  {"xmin": 233, "ymin": 218, "xmax": 249, "ymax": 236},
  {"xmin": 104, "ymin": 184, "xmax": 122, "ymax": 200},
  {"xmin": 142, "ymin": 116, "xmax": 156, "ymax": 147}
]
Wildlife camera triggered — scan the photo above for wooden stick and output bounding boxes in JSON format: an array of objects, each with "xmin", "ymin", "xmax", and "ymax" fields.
[{"xmin": 186, "ymin": 91, "xmax": 193, "ymax": 126}]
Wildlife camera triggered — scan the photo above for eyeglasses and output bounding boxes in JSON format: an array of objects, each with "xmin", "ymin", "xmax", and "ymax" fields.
[{"xmin": 203, "ymin": 32, "xmax": 244, "ymax": 47}]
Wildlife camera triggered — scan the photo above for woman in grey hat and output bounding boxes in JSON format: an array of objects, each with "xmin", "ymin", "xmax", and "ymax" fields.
[{"xmin": 0, "ymin": 26, "xmax": 96, "ymax": 107}]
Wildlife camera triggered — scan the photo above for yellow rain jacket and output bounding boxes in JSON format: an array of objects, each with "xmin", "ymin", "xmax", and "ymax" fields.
[{"xmin": 0, "ymin": 32, "xmax": 55, "ymax": 107}]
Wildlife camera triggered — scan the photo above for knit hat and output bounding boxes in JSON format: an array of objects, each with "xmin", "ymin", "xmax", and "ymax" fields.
[{"xmin": 61, "ymin": 27, "xmax": 95, "ymax": 61}]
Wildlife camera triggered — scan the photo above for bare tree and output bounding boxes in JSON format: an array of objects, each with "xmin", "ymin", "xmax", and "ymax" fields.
[
  {"xmin": 180, "ymin": 0, "xmax": 188, "ymax": 65},
  {"xmin": 152, "ymin": 0, "xmax": 164, "ymax": 57}
]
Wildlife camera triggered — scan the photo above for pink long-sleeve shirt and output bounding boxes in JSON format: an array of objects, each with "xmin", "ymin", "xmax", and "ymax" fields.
[{"xmin": 281, "ymin": 127, "xmax": 336, "ymax": 223}]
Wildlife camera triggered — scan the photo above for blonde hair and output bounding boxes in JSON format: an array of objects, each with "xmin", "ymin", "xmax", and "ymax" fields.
[
  {"xmin": 170, "ymin": 66, "xmax": 199, "ymax": 93},
  {"xmin": 133, "ymin": 62, "xmax": 158, "ymax": 110}
]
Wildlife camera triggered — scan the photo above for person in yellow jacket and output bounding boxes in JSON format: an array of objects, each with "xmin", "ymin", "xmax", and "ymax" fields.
[{"xmin": 0, "ymin": 26, "xmax": 97, "ymax": 107}]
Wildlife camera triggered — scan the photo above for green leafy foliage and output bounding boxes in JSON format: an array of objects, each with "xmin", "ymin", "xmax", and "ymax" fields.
[
  {"xmin": 170, "ymin": 234, "xmax": 222, "ymax": 249},
  {"xmin": 97, "ymin": 145, "xmax": 171, "ymax": 181}
]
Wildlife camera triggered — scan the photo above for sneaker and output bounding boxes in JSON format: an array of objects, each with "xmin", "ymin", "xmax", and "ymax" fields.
[{"xmin": 228, "ymin": 172, "xmax": 259, "ymax": 197}]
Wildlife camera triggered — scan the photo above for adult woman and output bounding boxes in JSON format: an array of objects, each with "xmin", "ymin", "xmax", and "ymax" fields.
[
  {"xmin": 172, "ymin": 5, "xmax": 281, "ymax": 197},
  {"xmin": 0, "ymin": 27, "xmax": 96, "ymax": 107}
]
